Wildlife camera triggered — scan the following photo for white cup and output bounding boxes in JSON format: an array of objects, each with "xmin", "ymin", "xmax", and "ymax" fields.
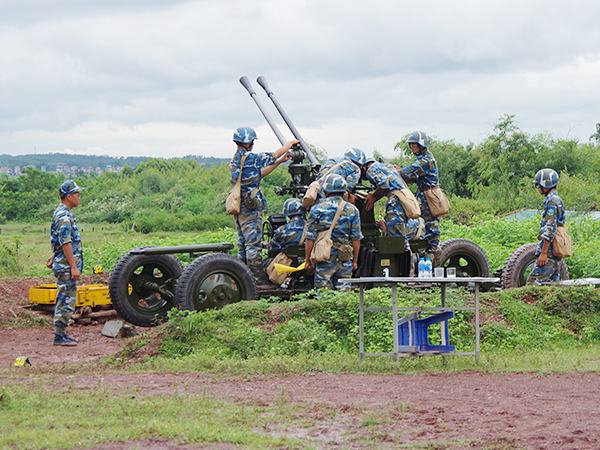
[
  {"xmin": 434, "ymin": 267, "xmax": 444, "ymax": 278},
  {"xmin": 446, "ymin": 267, "xmax": 456, "ymax": 278}
]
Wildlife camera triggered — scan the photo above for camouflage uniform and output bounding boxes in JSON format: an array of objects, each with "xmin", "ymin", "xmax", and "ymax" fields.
[
  {"xmin": 268, "ymin": 216, "xmax": 306, "ymax": 255},
  {"xmin": 318, "ymin": 158, "xmax": 361, "ymax": 192},
  {"xmin": 365, "ymin": 162, "xmax": 421, "ymax": 248},
  {"xmin": 306, "ymin": 197, "xmax": 363, "ymax": 291},
  {"xmin": 50, "ymin": 204, "xmax": 83, "ymax": 335},
  {"xmin": 229, "ymin": 149, "xmax": 276, "ymax": 269},
  {"xmin": 526, "ymin": 191, "xmax": 565, "ymax": 285},
  {"xmin": 399, "ymin": 150, "xmax": 440, "ymax": 250}
]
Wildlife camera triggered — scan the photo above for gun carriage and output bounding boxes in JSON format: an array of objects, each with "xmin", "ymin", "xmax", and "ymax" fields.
[{"xmin": 108, "ymin": 77, "xmax": 492, "ymax": 327}]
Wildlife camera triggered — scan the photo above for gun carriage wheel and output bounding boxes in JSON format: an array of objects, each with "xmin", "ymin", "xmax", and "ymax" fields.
[
  {"xmin": 175, "ymin": 253, "xmax": 258, "ymax": 312},
  {"xmin": 109, "ymin": 247, "xmax": 183, "ymax": 327},
  {"xmin": 437, "ymin": 239, "xmax": 492, "ymax": 278}
]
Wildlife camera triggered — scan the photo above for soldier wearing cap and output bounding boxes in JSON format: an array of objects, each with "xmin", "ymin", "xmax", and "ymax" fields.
[
  {"xmin": 50, "ymin": 180, "xmax": 85, "ymax": 346},
  {"xmin": 229, "ymin": 127, "xmax": 299, "ymax": 288},
  {"xmin": 305, "ymin": 174, "xmax": 363, "ymax": 291}
]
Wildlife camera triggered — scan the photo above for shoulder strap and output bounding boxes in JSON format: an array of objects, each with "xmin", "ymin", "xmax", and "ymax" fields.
[
  {"xmin": 320, "ymin": 161, "xmax": 345, "ymax": 179},
  {"xmin": 328, "ymin": 200, "xmax": 347, "ymax": 232},
  {"xmin": 235, "ymin": 154, "xmax": 247, "ymax": 186},
  {"xmin": 299, "ymin": 222, "xmax": 308, "ymax": 245}
]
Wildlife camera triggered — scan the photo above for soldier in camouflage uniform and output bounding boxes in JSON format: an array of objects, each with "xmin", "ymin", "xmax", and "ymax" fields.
[
  {"xmin": 312, "ymin": 148, "xmax": 364, "ymax": 204},
  {"xmin": 229, "ymin": 127, "xmax": 299, "ymax": 287},
  {"xmin": 397, "ymin": 131, "xmax": 441, "ymax": 259},
  {"xmin": 267, "ymin": 198, "xmax": 307, "ymax": 256},
  {"xmin": 305, "ymin": 174, "xmax": 363, "ymax": 291},
  {"xmin": 50, "ymin": 180, "xmax": 85, "ymax": 346},
  {"xmin": 362, "ymin": 159, "xmax": 423, "ymax": 248},
  {"xmin": 526, "ymin": 169, "xmax": 566, "ymax": 285}
]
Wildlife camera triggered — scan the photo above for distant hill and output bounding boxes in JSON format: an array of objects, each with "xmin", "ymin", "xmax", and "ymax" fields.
[{"xmin": 0, "ymin": 153, "xmax": 230, "ymax": 171}]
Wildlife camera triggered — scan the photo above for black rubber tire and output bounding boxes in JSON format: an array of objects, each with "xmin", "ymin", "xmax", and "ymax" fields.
[
  {"xmin": 175, "ymin": 253, "xmax": 258, "ymax": 312},
  {"xmin": 437, "ymin": 238, "xmax": 492, "ymax": 278},
  {"xmin": 501, "ymin": 243, "xmax": 570, "ymax": 289},
  {"xmin": 108, "ymin": 248, "xmax": 183, "ymax": 327}
]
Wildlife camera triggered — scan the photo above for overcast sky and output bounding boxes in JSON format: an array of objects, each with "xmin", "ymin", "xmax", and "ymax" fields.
[{"xmin": 1, "ymin": 0, "xmax": 599, "ymax": 161}]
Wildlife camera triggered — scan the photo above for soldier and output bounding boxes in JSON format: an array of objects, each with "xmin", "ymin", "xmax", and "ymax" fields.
[
  {"xmin": 50, "ymin": 180, "xmax": 85, "ymax": 346},
  {"xmin": 526, "ymin": 169, "xmax": 566, "ymax": 285},
  {"xmin": 229, "ymin": 127, "xmax": 299, "ymax": 287},
  {"xmin": 363, "ymin": 159, "xmax": 423, "ymax": 248},
  {"xmin": 268, "ymin": 198, "xmax": 307, "ymax": 256},
  {"xmin": 397, "ymin": 131, "xmax": 441, "ymax": 261},
  {"xmin": 305, "ymin": 174, "xmax": 363, "ymax": 291},
  {"xmin": 304, "ymin": 148, "xmax": 365, "ymax": 208}
]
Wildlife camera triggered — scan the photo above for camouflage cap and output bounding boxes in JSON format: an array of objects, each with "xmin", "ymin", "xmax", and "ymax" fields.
[{"xmin": 59, "ymin": 180, "xmax": 85, "ymax": 198}]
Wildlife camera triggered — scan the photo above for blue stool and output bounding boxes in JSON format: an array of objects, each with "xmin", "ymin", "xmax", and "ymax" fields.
[{"xmin": 398, "ymin": 311, "xmax": 456, "ymax": 354}]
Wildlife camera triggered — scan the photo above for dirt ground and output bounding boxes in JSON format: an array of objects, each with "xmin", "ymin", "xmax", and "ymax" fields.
[{"xmin": 1, "ymin": 276, "xmax": 600, "ymax": 449}]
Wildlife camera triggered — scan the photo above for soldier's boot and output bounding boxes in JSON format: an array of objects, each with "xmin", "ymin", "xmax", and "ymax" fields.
[{"xmin": 248, "ymin": 261, "xmax": 278, "ymax": 290}]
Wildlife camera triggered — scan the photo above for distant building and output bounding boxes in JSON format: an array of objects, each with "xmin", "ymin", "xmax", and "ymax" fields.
[{"xmin": 14, "ymin": 166, "xmax": 21, "ymax": 175}]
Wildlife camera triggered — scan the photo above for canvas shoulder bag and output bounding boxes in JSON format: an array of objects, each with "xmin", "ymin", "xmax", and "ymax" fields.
[
  {"xmin": 226, "ymin": 154, "xmax": 247, "ymax": 215},
  {"xmin": 310, "ymin": 201, "xmax": 346, "ymax": 264},
  {"xmin": 553, "ymin": 226, "xmax": 573, "ymax": 258},
  {"xmin": 424, "ymin": 185, "xmax": 451, "ymax": 217},
  {"xmin": 303, "ymin": 162, "xmax": 345, "ymax": 209},
  {"xmin": 389, "ymin": 188, "xmax": 421, "ymax": 219},
  {"xmin": 266, "ymin": 224, "xmax": 308, "ymax": 284}
]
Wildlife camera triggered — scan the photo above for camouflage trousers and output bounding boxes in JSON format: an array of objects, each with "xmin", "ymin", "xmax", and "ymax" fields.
[
  {"xmin": 416, "ymin": 191, "xmax": 440, "ymax": 250},
  {"xmin": 526, "ymin": 255, "xmax": 561, "ymax": 285},
  {"xmin": 53, "ymin": 273, "xmax": 77, "ymax": 334},
  {"xmin": 314, "ymin": 255, "xmax": 353, "ymax": 291},
  {"xmin": 385, "ymin": 198, "xmax": 423, "ymax": 249},
  {"xmin": 235, "ymin": 210, "xmax": 264, "ymax": 267}
]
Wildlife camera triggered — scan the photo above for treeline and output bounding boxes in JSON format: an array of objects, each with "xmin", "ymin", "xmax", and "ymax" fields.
[
  {"xmin": 0, "ymin": 115, "xmax": 599, "ymax": 232},
  {"xmin": 0, "ymin": 153, "xmax": 229, "ymax": 171}
]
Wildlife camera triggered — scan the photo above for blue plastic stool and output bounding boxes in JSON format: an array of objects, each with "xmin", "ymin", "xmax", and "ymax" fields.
[{"xmin": 397, "ymin": 311, "xmax": 456, "ymax": 354}]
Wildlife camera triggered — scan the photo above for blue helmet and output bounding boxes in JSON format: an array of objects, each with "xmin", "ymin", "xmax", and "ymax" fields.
[
  {"xmin": 534, "ymin": 168, "xmax": 559, "ymax": 189},
  {"xmin": 406, "ymin": 131, "xmax": 430, "ymax": 149},
  {"xmin": 233, "ymin": 127, "xmax": 257, "ymax": 144},
  {"xmin": 283, "ymin": 198, "xmax": 306, "ymax": 217},
  {"xmin": 322, "ymin": 173, "xmax": 347, "ymax": 193},
  {"xmin": 344, "ymin": 147, "xmax": 367, "ymax": 166},
  {"xmin": 59, "ymin": 180, "xmax": 85, "ymax": 198}
]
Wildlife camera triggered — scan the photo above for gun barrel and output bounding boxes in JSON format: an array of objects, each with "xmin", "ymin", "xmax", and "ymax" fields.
[
  {"xmin": 256, "ymin": 76, "xmax": 319, "ymax": 166},
  {"xmin": 239, "ymin": 76, "xmax": 287, "ymax": 146}
]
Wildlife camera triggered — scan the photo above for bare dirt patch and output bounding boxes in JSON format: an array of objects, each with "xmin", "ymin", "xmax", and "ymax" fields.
[{"xmin": 1, "ymin": 276, "xmax": 600, "ymax": 449}]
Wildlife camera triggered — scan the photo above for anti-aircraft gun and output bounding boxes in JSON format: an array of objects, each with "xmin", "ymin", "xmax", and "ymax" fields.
[
  {"xmin": 107, "ymin": 77, "xmax": 493, "ymax": 328},
  {"xmin": 239, "ymin": 76, "xmax": 492, "ymax": 294}
]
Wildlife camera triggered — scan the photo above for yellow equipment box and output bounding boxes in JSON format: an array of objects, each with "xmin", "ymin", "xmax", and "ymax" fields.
[{"xmin": 29, "ymin": 284, "xmax": 111, "ymax": 307}]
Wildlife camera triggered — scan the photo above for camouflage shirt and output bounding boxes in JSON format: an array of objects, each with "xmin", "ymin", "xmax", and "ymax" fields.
[
  {"xmin": 50, "ymin": 204, "xmax": 83, "ymax": 275},
  {"xmin": 365, "ymin": 161, "xmax": 407, "ymax": 192},
  {"xmin": 318, "ymin": 158, "xmax": 361, "ymax": 191},
  {"xmin": 399, "ymin": 150, "xmax": 439, "ymax": 189},
  {"xmin": 229, "ymin": 149, "xmax": 277, "ymax": 211},
  {"xmin": 307, "ymin": 196, "xmax": 363, "ymax": 247},
  {"xmin": 268, "ymin": 216, "xmax": 306, "ymax": 254},
  {"xmin": 537, "ymin": 190, "xmax": 565, "ymax": 255}
]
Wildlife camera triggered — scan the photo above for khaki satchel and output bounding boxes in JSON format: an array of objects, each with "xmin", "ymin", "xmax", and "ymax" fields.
[
  {"xmin": 310, "ymin": 201, "xmax": 346, "ymax": 264},
  {"xmin": 553, "ymin": 226, "xmax": 573, "ymax": 258},
  {"xmin": 266, "ymin": 252, "xmax": 294, "ymax": 284},
  {"xmin": 424, "ymin": 186, "xmax": 451, "ymax": 217},
  {"xmin": 302, "ymin": 162, "xmax": 345, "ymax": 209},
  {"xmin": 389, "ymin": 189, "xmax": 421, "ymax": 219},
  {"xmin": 266, "ymin": 224, "xmax": 308, "ymax": 284},
  {"xmin": 226, "ymin": 154, "xmax": 247, "ymax": 215}
]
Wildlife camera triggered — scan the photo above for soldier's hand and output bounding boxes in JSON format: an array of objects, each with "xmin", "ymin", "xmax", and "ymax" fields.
[
  {"xmin": 305, "ymin": 260, "xmax": 313, "ymax": 272},
  {"xmin": 365, "ymin": 194, "xmax": 376, "ymax": 211},
  {"xmin": 71, "ymin": 266, "xmax": 81, "ymax": 281},
  {"xmin": 537, "ymin": 252, "xmax": 548, "ymax": 267}
]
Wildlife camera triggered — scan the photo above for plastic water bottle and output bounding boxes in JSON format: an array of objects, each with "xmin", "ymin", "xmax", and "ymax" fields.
[
  {"xmin": 424, "ymin": 258, "xmax": 433, "ymax": 278},
  {"xmin": 418, "ymin": 257, "xmax": 425, "ymax": 278}
]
